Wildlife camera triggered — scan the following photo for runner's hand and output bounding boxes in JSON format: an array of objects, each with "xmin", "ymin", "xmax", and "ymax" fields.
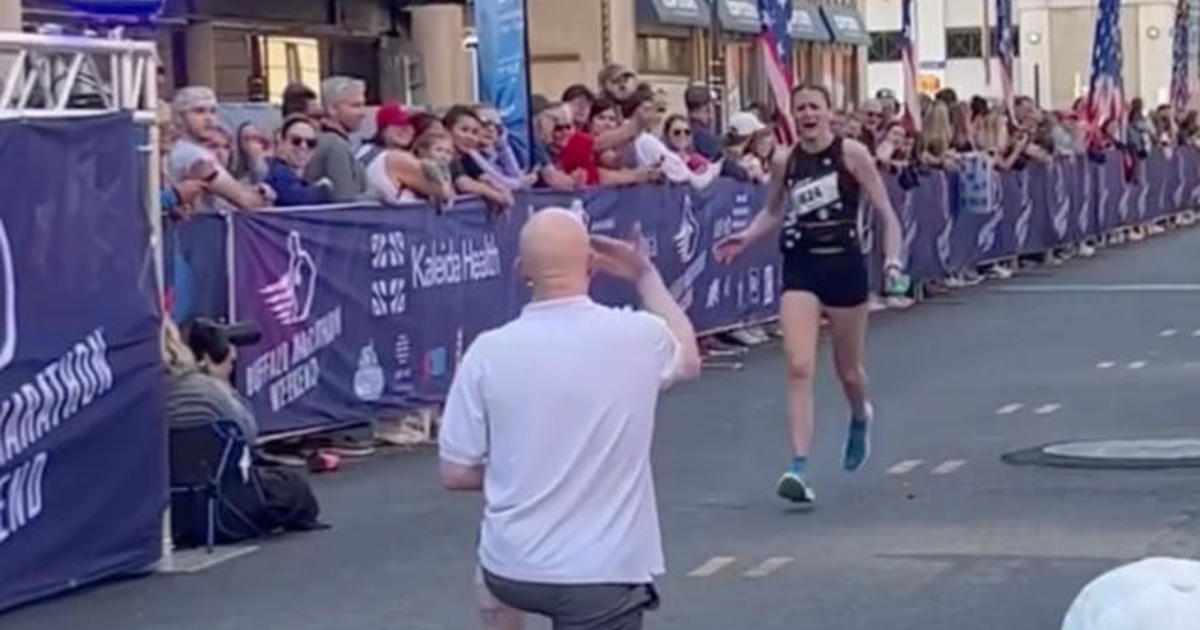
[
  {"xmin": 591, "ymin": 230, "xmax": 654, "ymax": 282},
  {"xmin": 713, "ymin": 231, "xmax": 750, "ymax": 264},
  {"xmin": 884, "ymin": 262, "xmax": 911, "ymax": 296}
]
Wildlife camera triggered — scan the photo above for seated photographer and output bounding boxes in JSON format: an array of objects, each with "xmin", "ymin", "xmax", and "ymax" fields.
[{"xmin": 165, "ymin": 319, "xmax": 325, "ymax": 546}]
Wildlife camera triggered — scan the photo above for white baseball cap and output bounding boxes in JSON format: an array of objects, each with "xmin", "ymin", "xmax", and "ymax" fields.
[
  {"xmin": 727, "ymin": 112, "xmax": 767, "ymax": 138},
  {"xmin": 1062, "ymin": 558, "xmax": 1200, "ymax": 630}
]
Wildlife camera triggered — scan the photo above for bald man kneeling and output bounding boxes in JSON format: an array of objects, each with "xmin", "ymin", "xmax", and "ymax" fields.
[{"xmin": 439, "ymin": 207, "xmax": 701, "ymax": 630}]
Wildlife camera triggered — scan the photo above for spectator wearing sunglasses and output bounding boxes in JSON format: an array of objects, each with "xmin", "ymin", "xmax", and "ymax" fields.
[
  {"xmin": 628, "ymin": 86, "xmax": 717, "ymax": 189},
  {"xmin": 663, "ymin": 114, "xmax": 710, "ymax": 172},
  {"xmin": 264, "ymin": 116, "xmax": 333, "ymax": 207},
  {"xmin": 554, "ymin": 94, "xmax": 654, "ymax": 187},
  {"xmin": 473, "ymin": 104, "xmax": 535, "ymax": 190}
]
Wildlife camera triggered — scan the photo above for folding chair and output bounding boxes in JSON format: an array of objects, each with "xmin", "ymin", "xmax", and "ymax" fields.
[{"xmin": 168, "ymin": 419, "xmax": 259, "ymax": 552}]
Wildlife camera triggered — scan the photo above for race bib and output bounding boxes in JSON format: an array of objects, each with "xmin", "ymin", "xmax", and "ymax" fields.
[{"xmin": 789, "ymin": 173, "xmax": 841, "ymax": 218}]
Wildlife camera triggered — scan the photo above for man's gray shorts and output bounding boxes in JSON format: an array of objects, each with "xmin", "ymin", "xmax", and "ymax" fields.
[{"xmin": 482, "ymin": 568, "xmax": 660, "ymax": 630}]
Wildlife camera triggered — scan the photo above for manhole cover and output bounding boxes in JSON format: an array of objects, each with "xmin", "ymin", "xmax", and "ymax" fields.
[{"xmin": 1003, "ymin": 439, "xmax": 1200, "ymax": 469}]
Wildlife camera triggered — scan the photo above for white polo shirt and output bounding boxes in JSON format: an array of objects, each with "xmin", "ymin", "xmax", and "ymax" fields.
[{"xmin": 439, "ymin": 296, "xmax": 684, "ymax": 585}]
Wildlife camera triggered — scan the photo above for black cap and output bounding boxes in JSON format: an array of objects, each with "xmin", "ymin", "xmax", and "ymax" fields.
[{"xmin": 684, "ymin": 84, "xmax": 713, "ymax": 111}]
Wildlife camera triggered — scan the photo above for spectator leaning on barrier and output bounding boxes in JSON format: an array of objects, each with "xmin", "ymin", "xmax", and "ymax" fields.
[
  {"xmin": 528, "ymin": 100, "xmax": 579, "ymax": 191},
  {"xmin": 306, "ymin": 76, "xmax": 368, "ymax": 202},
  {"xmin": 726, "ymin": 112, "xmax": 770, "ymax": 182},
  {"xmin": 233, "ymin": 121, "xmax": 271, "ymax": 184},
  {"xmin": 444, "ymin": 105, "xmax": 515, "ymax": 207},
  {"xmin": 473, "ymin": 104, "xmax": 535, "ymax": 191},
  {"xmin": 663, "ymin": 113, "xmax": 711, "ymax": 173},
  {"xmin": 554, "ymin": 96, "xmax": 652, "ymax": 187},
  {"xmin": 167, "ymin": 86, "xmax": 268, "ymax": 211},
  {"xmin": 264, "ymin": 116, "xmax": 333, "ymax": 207},
  {"xmin": 412, "ymin": 130, "xmax": 457, "ymax": 201},
  {"xmin": 204, "ymin": 124, "xmax": 234, "ymax": 171},
  {"xmin": 917, "ymin": 101, "xmax": 960, "ymax": 170},
  {"xmin": 561, "ymin": 84, "xmax": 595, "ymax": 129},
  {"xmin": 629, "ymin": 85, "xmax": 717, "ymax": 189},
  {"xmin": 684, "ymin": 83, "xmax": 721, "ymax": 160},
  {"xmin": 281, "ymin": 82, "xmax": 321, "ymax": 119},
  {"xmin": 356, "ymin": 104, "xmax": 451, "ymax": 206}
]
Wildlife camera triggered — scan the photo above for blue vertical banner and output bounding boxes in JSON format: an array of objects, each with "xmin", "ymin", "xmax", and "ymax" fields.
[{"xmin": 474, "ymin": 0, "xmax": 533, "ymax": 167}]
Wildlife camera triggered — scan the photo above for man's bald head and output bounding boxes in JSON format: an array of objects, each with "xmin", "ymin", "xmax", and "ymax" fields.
[{"xmin": 520, "ymin": 208, "xmax": 591, "ymax": 296}]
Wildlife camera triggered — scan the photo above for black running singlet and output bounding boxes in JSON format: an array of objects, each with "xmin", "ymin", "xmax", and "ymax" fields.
[{"xmin": 779, "ymin": 137, "xmax": 862, "ymax": 253}]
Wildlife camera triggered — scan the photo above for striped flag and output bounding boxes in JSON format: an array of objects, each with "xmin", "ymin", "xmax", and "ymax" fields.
[
  {"xmin": 995, "ymin": 0, "xmax": 1016, "ymax": 114},
  {"xmin": 758, "ymin": 0, "xmax": 796, "ymax": 144},
  {"xmin": 900, "ymin": 0, "xmax": 921, "ymax": 133},
  {"xmin": 1085, "ymin": 0, "xmax": 1133, "ymax": 179},
  {"xmin": 1171, "ymin": 0, "xmax": 1189, "ymax": 113}
]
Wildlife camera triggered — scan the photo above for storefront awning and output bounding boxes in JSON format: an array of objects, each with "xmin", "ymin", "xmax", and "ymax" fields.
[
  {"xmin": 790, "ymin": 3, "xmax": 831, "ymax": 42},
  {"xmin": 716, "ymin": 0, "xmax": 760, "ymax": 34},
  {"xmin": 638, "ymin": 0, "xmax": 711, "ymax": 28},
  {"xmin": 819, "ymin": 5, "xmax": 869, "ymax": 45}
]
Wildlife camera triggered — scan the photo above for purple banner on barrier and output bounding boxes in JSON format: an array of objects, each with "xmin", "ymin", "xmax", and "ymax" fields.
[{"xmin": 0, "ymin": 115, "xmax": 165, "ymax": 612}]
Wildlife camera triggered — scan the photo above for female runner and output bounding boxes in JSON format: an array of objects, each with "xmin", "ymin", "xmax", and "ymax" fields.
[{"xmin": 715, "ymin": 84, "xmax": 906, "ymax": 505}]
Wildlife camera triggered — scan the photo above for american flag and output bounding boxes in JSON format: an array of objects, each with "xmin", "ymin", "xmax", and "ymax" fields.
[
  {"xmin": 900, "ymin": 0, "xmax": 921, "ymax": 133},
  {"xmin": 995, "ymin": 0, "xmax": 1016, "ymax": 114},
  {"xmin": 1085, "ymin": 0, "xmax": 1125, "ymax": 146},
  {"xmin": 758, "ymin": 0, "xmax": 796, "ymax": 144},
  {"xmin": 1171, "ymin": 0, "xmax": 1189, "ymax": 113}
]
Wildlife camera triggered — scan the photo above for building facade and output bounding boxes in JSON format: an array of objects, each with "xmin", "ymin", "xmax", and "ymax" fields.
[
  {"xmin": 5, "ymin": 0, "xmax": 872, "ymax": 116},
  {"xmin": 864, "ymin": 0, "xmax": 1192, "ymax": 110},
  {"xmin": 528, "ymin": 0, "xmax": 869, "ymax": 115}
]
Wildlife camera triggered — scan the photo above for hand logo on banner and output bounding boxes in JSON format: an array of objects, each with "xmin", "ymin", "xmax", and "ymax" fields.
[
  {"xmin": 261, "ymin": 231, "xmax": 317, "ymax": 326},
  {"xmin": 674, "ymin": 194, "xmax": 700, "ymax": 263},
  {"xmin": 1015, "ymin": 171, "xmax": 1034, "ymax": 249},
  {"xmin": 0, "ymin": 220, "xmax": 15, "ymax": 372},
  {"xmin": 1052, "ymin": 162, "xmax": 1071, "ymax": 239}
]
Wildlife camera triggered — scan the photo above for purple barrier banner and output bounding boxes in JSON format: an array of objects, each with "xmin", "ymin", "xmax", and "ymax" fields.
[
  {"xmin": 0, "ymin": 115, "xmax": 165, "ymax": 612},
  {"xmin": 171, "ymin": 148, "xmax": 1200, "ymax": 435},
  {"xmin": 228, "ymin": 181, "xmax": 783, "ymax": 433}
]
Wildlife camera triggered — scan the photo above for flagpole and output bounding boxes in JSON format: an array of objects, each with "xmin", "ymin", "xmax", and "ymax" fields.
[{"xmin": 982, "ymin": 0, "xmax": 992, "ymax": 86}]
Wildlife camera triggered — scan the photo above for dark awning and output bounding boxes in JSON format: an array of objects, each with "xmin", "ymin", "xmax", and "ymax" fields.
[
  {"xmin": 638, "ymin": 0, "xmax": 711, "ymax": 28},
  {"xmin": 716, "ymin": 0, "xmax": 760, "ymax": 34},
  {"xmin": 819, "ymin": 4, "xmax": 869, "ymax": 45},
  {"xmin": 790, "ymin": 2, "xmax": 831, "ymax": 42}
]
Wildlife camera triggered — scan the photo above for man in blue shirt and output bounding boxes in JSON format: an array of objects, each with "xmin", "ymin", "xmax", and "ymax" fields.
[{"xmin": 684, "ymin": 84, "xmax": 721, "ymax": 161}]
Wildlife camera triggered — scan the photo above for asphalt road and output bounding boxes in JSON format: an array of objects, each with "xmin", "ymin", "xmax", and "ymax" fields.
[{"xmin": 6, "ymin": 227, "xmax": 1200, "ymax": 630}]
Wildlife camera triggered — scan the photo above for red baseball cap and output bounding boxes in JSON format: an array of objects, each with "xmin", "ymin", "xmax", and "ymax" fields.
[{"xmin": 376, "ymin": 104, "xmax": 413, "ymax": 131}]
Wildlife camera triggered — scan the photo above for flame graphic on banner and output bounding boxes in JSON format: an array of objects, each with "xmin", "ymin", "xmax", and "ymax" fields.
[
  {"xmin": 935, "ymin": 173, "xmax": 954, "ymax": 270},
  {"xmin": 901, "ymin": 191, "xmax": 917, "ymax": 266},
  {"xmin": 1052, "ymin": 163, "xmax": 1070, "ymax": 239},
  {"xmin": 1079, "ymin": 157, "xmax": 1092, "ymax": 234},
  {"xmin": 1174, "ymin": 153, "xmax": 1186, "ymax": 208},
  {"xmin": 0, "ymin": 221, "xmax": 14, "ymax": 371},
  {"xmin": 1015, "ymin": 171, "xmax": 1033, "ymax": 249},
  {"xmin": 977, "ymin": 171, "xmax": 1004, "ymax": 254}
]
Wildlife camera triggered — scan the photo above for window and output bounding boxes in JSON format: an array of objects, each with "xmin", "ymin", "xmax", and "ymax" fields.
[
  {"xmin": 636, "ymin": 36, "xmax": 693, "ymax": 75},
  {"xmin": 868, "ymin": 31, "xmax": 902, "ymax": 63},
  {"xmin": 946, "ymin": 27, "xmax": 982, "ymax": 59}
]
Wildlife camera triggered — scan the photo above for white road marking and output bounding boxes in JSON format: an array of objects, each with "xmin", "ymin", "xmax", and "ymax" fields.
[
  {"xmin": 687, "ymin": 556, "xmax": 737, "ymax": 578},
  {"xmin": 931, "ymin": 460, "xmax": 966, "ymax": 475},
  {"xmin": 995, "ymin": 403, "xmax": 1024, "ymax": 415},
  {"xmin": 1034, "ymin": 404, "xmax": 1062, "ymax": 415},
  {"xmin": 1192, "ymin": 329, "xmax": 1200, "ymax": 337},
  {"xmin": 1095, "ymin": 361, "xmax": 1116, "ymax": 369},
  {"xmin": 996, "ymin": 284, "xmax": 1200, "ymax": 293},
  {"xmin": 887, "ymin": 459, "xmax": 924, "ymax": 475},
  {"xmin": 1161, "ymin": 329, "xmax": 1179, "ymax": 338},
  {"xmin": 1128, "ymin": 361, "xmax": 1148, "ymax": 370},
  {"xmin": 744, "ymin": 557, "xmax": 795, "ymax": 578}
]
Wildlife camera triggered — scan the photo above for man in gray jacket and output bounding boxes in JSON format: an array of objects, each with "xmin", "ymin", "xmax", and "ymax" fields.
[{"xmin": 305, "ymin": 76, "xmax": 368, "ymax": 202}]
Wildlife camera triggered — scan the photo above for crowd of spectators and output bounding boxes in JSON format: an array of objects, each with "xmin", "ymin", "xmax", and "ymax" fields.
[{"xmin": 158, "ymin": 64, "xmax": 1200, "ymax": 313}]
